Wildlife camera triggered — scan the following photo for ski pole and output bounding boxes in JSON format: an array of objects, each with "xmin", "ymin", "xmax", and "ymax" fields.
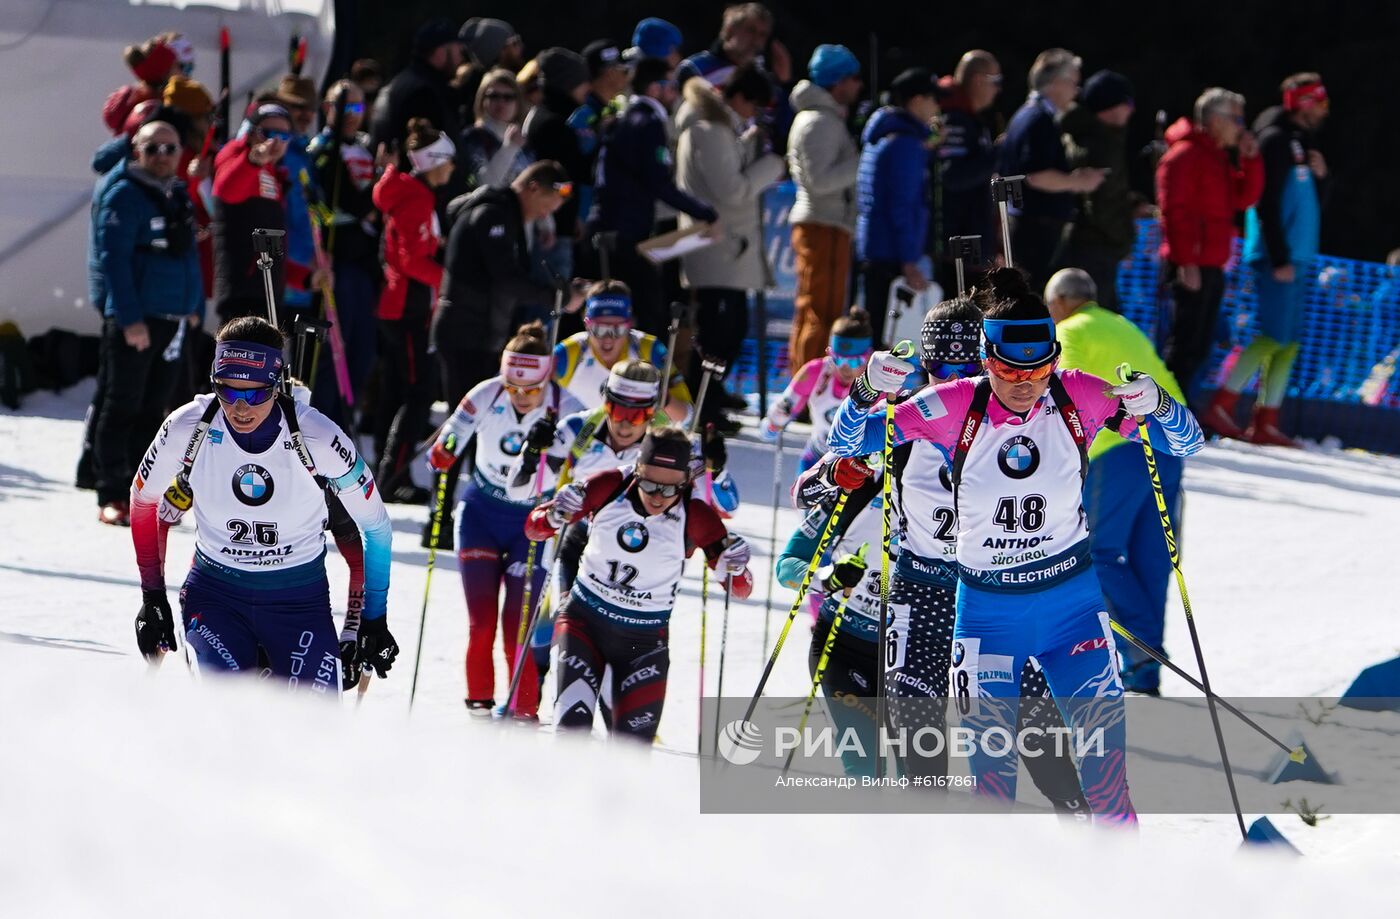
[
  {"xmin": 656, "ymin": 303, "xmax": 686, "ymax": 425},
  {"xmin": 875, "ymin": 340, "xmax": 914, "ymax": 780},
  {"xmin": 698, "ymin": 561, "xmax": 710, "ymax": 755},
  {"xmin": 990, "ymin": 175, "xmax": 1025, "ymax": 269},
  {"xmin": 1115, "ymin": 362, "xmax": 1247, "ymax": 840},
  {"xmin": 711, "ymin": 568, "xmax": 733, "ymax": 755},
  {"xmin": 1108, "ymin": 618, "xmax": 1305, "ymax": 763},
  {"xmin": 689, "ymin": 357, "xmax": 727, "ymax": 436},
  {"xmin": 409, "ymin": 433, "xmax": 454, "ymax": 710},
  {"xmin": 741, "ymin": 488, "xmax": 852, "ymax": 725},
  {"xmin": 781, "ymin": 551, "xmax": 863, "ymax": 776},
  {"xmin": 761, "ymin": 428, "xmax": 784, "ymax": 657},
  {"xmin": 503, "ymin": 409, "xmax": 559, "ymax": 717}
]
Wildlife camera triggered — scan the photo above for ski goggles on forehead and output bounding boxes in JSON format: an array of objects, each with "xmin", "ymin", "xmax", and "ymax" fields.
[
  {"xmin": 982, "ymin": 317, "xmax": 1059, "ymax": 367},
  {"xmin": 925, "ymin": 360, "xmax": 983, "ymax": 380},
  {"xmin": 211, "ymin": 380, "xmax": 279, "ymax": 406},
  {"xmin": 606, "ymin": 401, "xmax": 655, "ymax": 424},
  {"xmin": 984, "ymin": 355, "xmax": 1056, "ymax": 383},
  {"xmin": 637, "ymin": 477, "xmax": 683, "ymax": 498}
]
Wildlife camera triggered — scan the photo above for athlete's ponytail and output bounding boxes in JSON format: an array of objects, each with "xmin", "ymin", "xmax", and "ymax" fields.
[
  {"xmin": 975, "ymin": 267, "xmax": 1050, "ymax": 322},
  {"xmin": 505, "ymin": 320, "xmax": 549, "ymax": 356},
  {"xmin": 831, "ymin": 306, "xmax": 873, "ymax": 340}
]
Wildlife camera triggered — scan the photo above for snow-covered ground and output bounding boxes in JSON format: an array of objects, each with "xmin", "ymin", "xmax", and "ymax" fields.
[{"xmin": 3, "ymin": 381, "xmax": 1399, "ymax": 915}]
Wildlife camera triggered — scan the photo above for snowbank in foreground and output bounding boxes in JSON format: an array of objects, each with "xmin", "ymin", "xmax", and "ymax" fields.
[{"xmin": 1, "ymin": 657, "xmax": 1394, "ymax": 918}]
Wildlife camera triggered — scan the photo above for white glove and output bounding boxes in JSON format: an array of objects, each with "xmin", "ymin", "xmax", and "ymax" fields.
[
  {"xmin": 716, "ymin": 536, "xmax": 751, "ymax": 576},
  {"xmin": 547, "ymin": 482, "xmax": 587, "ymax": 527},
  {"xmin": 1111, "ymin": 372, "xmax": 1168, "ymax": 417},
  {"xmin": 852, "ymin": 349, "xmax": 916, "ymax": 404}
]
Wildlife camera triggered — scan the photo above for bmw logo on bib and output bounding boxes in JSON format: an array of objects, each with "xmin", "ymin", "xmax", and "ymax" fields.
[
  {"xmin": 998, "ymin": 436, "xmax": 1040, "ymax": 480},
  {"xmin": 232, "ymin": 463, "xmax": 274, "ymax": 507},
  {"xmin": 499, "ymin": 430, "xmax": 525, "ymax": 456},
  {"xmin": 952, "ymin": 641, "xmax": 965, "ymax": 666},
  {"xmin": 938, "ymin": 462, "xmax": 953, "ymax": 492},
  {"xmin": 617, "ymin": 522, "xmax": 650, "ymax": 553}
]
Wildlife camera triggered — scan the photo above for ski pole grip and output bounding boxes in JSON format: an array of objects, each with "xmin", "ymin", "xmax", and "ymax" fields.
[
  {"xmin": 892, "ymin": 340, "xmax": 915, "ymax": 360},
  {"xmin": 1115, "ymin": 362, "xmax": 1134, "ymax": 385}
]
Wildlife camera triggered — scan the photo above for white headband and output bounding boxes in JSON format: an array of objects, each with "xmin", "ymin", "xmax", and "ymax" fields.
[
  {"xmin": 408, "ymin": 133, "xmax": 455, "ymax": 174},
  {"xmin": 606, "ymin": 367, "xmax": 661, "ymax": 403},
  {"xmin": 500, "ymin": 349, "xmax": 552, "ymax": 386}
]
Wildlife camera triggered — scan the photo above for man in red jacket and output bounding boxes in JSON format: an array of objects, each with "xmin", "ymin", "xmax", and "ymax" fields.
[{"xmin": 1155, "ymin": 87, "xmax": 1264, "ymax": 405}]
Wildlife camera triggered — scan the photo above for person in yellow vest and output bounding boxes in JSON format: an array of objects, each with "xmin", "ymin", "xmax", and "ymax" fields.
[
  {"xmin": 552, "ymin": 280, "xmax": 691, "ymax": 423},
  {"xmin": 1046, "ymin": 268, "xmax": 1185, "ymax": 695}
]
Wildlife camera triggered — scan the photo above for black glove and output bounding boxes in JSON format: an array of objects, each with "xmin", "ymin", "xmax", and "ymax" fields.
[
  {"xmin": 357, "ymin": 616, "xmax": 400, "ymax": 678},
  {"xmin": 703, "ymin": 423, "xmax": 727, "ymax": 472},
  {"xmin": 823, "ymin": 545, "xmax": 869, "ymax": 593},
  {"xmin": 338, "ymin": 638, "xmax": 361, "ymax": 690},
  {"xmin": 134, "ymin": 588, "xmax": 178, "ymax": 661},
  {"xmin": 525, "ymin": 413, "xmax": 556, "ymax": 453}
]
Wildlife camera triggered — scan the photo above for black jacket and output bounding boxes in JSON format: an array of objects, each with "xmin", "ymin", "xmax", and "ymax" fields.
[
  {"xmin": 523, "ymin": 87, "xmax": 591, "ymax": 231},
  {"xmin": 1060, "ymin": 103, "xmax": 1137, "ymax": 257},
  {"xmin": 368, "ymin": 58, "xmax": 460, "ymax": 154},
  {"xmin": 434, "ymin": 185, "xmax": 560, "ymax": 354},
  {"xmin": 309, "ymin": 129, "xmax": 379, "ymax": 270},
  {"xmin": 589, "ymin": 97, "xmax": 717, "ymax": 243}
]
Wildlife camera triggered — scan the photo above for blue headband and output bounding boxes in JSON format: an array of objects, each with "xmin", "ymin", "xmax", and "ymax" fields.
[
  {"xmin": 831, "ymin": 334, "xmax": 872, "ymax": 357},
  {"xmin": 213, "ymin": 340, "xmax": 284, "ymax": 386},
  {"xmin": 585, "ymin": 294, "xmax": 632, "ymax": 321},
  {"xmin": 982, "ymin": 318, "xmax": 1059, "ymax": 368}
]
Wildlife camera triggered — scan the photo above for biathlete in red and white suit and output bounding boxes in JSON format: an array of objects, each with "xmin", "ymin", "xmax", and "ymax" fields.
[
  {"xmin": 427, "ymin": 322, "xmax": 585, "ymax": 716},
  {"xmin": 828, "ymin": 270, "xmax": 1204, "ymax": 824},
  {"xmin": 525, "ymin": 428, "xmax": 753, "ymax": 741}
]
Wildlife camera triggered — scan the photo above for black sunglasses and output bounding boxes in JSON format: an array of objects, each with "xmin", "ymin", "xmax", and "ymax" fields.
[
  {"xmin": 637, "ymin": 478, "xmax": 683, "ymax": 498},
  {"xmin": 141, "ymin": 142, "xmax": 180, "ymax": 156}
]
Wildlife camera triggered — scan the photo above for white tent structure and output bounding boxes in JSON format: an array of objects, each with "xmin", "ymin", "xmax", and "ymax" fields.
[{"xmin": 0, "ymin": 0, "xmax": 334, "ymax": 337}]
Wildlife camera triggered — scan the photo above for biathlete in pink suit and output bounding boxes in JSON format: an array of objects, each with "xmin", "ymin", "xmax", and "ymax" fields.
[
  {"xmin": 827, "ymin": 270, "xmax": 1204, "ymax": 824},
  {"xmin": 761, "ymin": 307, "xmax": 874, "ymax": 472}
]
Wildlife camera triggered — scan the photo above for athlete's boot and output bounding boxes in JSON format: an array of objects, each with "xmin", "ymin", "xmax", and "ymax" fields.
[
  {"xmin": 464, "ymin": 698, "xmax": 496, "ymax": 717},
  {"xmin": 1201, "ymin": 389, "xmax": 1246, "ymax": 440},
  {"xmin": 1245, "ymin": 406, "xmax": 1298, "ymax": 448}
]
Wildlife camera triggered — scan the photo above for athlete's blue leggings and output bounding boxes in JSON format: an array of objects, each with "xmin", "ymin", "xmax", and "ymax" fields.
[
  {"xmin": 180, "ymin": 556, "xmax": 339, "ymax": 696},
  {"xmin": 951, "ymin": 567, "xmax": 1135, "ymax": 825}
]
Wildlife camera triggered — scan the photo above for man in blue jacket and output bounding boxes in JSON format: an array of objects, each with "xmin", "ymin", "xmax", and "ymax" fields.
[
  {"xmin": 856, "ymin": 68, "xmax": 939, "ymax": 346},
  {"xmin": 588, "ymin": 57, "xmax": 718, "ymax": 335},
  {"xmin": 90, "ymin": 121, "xmax": 204, "ymax": 526}
]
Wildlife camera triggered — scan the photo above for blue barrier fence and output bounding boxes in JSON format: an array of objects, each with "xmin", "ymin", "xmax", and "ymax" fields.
[{"xmin": 730, "ymin": 181, "xmax": 1400, "ymax": 451}]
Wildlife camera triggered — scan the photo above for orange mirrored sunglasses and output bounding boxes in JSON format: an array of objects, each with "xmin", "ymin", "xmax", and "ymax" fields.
[{"xmin": 984, "ymin": 356, "xmax": 1056, "ymax": 383}]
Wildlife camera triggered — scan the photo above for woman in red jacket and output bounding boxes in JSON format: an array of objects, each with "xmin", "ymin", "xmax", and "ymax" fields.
[{"xmin": 372, "ymin": 117, "xmax": 455, "ymax": 501}]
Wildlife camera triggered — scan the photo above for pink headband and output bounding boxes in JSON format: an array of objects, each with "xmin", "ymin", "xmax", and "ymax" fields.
[{"xmin": 500, "ymin": 349, "xmax": 552, "ymax": 386}]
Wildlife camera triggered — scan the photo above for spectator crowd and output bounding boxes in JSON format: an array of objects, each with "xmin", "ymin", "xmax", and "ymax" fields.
[{"xmin": 82, "ymin": 5, "xmax": 1329, "ymax": 531}]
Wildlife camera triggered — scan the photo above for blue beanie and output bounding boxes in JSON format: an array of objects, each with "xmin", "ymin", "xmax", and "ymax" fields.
[
  {"xmin": 808, "ymin": 44, "xmax": 860, "ymax": 88},
  {"xmin": 631, "ymin": 18, "xmax": 682, "ymax": 61}
]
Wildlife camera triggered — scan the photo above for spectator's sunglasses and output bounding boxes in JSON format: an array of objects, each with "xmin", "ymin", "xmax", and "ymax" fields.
[
  {"xmin": 984, "ymin": 356, "xmax": 1056, "ymax": 383},
  {"xmin": 831, "ymin": 354, "xmax": 867, "ymax": 370},
  {"xmin": 212, "ymin": 380, "xmax": 279, "ymax": 406},
  {"xmin": 340, "ymin": 101, "xmax": 365, "ymax": 115},
  {"xmin": 503, "ymin": 380, "xmax": 544, "ymax": 397},
  {"xmin": 587, "ymin": 321, "xmax": 628, "ymax": 340},
  {"xmin": 607, "ymin": 402, "xmax": 655, "ymax": 425},
  {"xmin": 637, "ymin": 477, "xmax": 683, "ymax": 498},
  {"xmin": 141, "ymin": 142, "xmax": 180, "ymax": 156},
  {"xmin": 926, "ymin": 360, "xmax": 983, "ymax": 380},
  {"xmin": 484, "ymin": 91, "xmax": 517, "ymax": 103},
  {"xmin": 258, "ymin": 128, "xmax": 294, "ymax": 143},
  {"xmin": 552, "ymin": 181, "xmax": 574, "ymax": 198}
]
